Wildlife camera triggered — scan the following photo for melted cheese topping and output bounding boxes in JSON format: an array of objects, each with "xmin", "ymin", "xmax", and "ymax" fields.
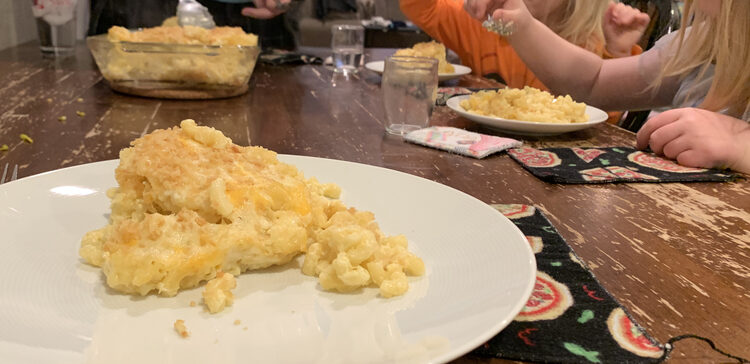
[{"xmin": 108, "ymin": 25, "xmax": 258, "ymax": 46}]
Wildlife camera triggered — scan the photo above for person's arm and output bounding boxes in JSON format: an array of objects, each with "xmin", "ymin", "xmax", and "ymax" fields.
[
  {"xmin": 636, "ymin": 108, "xmax": 750, "ymax": 173},
  {"xmin": 242, "ymin": 0, "xmax": 296, "ymax": 19},
  {"xmin": 464, "ymin": 0, "xmax": 670, "ymax": 111}
]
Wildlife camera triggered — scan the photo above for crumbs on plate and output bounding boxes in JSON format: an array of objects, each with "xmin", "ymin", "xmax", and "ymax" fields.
[
  {"xmin": 80, "ymin": 119, "xmax": 424, "ymax": 313},
  {"xmin": 203, "ymin": 271, "xmax": 236, "ymax": 313},
  {"xmin": 174, "ymin": 319, "xmax": 189, "ymax": 338}
]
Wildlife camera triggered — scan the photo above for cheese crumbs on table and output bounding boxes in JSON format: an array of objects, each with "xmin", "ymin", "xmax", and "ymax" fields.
[{"xmin": 80, "ymin": 120, "xmax": 424, "ymax": 312}]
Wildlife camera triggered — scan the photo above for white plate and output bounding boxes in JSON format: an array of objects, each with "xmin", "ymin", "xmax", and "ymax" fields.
[
  {"xmin": 0, "ymin": 156, "xmax": 535, "ymax": 364},
  {"xmin": 447, "ymin": 95, "xmax": 609, "ymax": 136},
  {"xmin": 365, "ymin": 60, "xmax": 472, "ymax": 82}
]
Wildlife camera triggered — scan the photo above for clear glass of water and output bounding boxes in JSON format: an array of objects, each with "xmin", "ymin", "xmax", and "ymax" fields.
[
  {"xmin": 31, "ymin": 0, "xmax": 78, "ymax": 57},
  {"xmin": 331, "ymin": 24, "xmax": 364, "ymax": 74},
  {"xmin": 382, "ymin": 56, "xmax": 439, "ymax": 136}
]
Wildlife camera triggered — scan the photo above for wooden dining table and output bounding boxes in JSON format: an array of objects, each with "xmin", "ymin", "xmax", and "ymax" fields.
[{"xmin": 1, "ymin": 42, "xmax": 748, "ymax": 363}]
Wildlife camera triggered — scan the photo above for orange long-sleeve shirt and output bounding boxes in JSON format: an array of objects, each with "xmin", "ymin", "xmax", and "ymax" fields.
[
  {"xmin": 400, "ymin": 0, "xmax": 552, "ymax": 89},
  {"xmin": 400, "ymin": 0, "xmax": 640, "ymax": 91}
]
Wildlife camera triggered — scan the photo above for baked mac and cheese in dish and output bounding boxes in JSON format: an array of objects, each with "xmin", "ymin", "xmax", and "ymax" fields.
[{"xmin": 92, "ymin": 25, "xmax": 259, "ymax": 87}]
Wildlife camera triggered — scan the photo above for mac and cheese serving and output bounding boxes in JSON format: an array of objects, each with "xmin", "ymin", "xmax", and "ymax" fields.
[
  {"xmin": 460, "ymin": 86, "xmax": 589, "ymax": 123},
  {"xmin": 394, "ymin": 41, "xmax": 455, "ymax": 74},
  {"xmin": 80, "ymin": 120, "xmax": 424, "ymax": 312}
]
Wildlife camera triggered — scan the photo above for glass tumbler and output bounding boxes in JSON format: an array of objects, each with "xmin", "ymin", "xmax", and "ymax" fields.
[
  {"xmin": 31, "ymin": 0, "xmax": 79, "ymax": 57},
  {"xmin": 331, "ymin": 24, "xmax": 364, "ymax": 74},
  {"xmin": 382, "ymin": 56, "xmax": 439, "ymax": 136}
]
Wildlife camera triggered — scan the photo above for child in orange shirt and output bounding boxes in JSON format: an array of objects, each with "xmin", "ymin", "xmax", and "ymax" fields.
[{"xmin": 400, "ymin": 0, "xmax": 648, "ymax": 90}]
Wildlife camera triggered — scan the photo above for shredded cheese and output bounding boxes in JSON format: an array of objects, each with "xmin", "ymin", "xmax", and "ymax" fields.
[{"xmin": 19, "ymin": 134, "xmax": 33, "ymax": 144}]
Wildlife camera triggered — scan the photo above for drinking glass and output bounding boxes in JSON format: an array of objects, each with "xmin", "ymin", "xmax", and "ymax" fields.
[
  {"xmin": 331, "ymin": 24, "xmax": 364, "ymax": 74},
  {"xmin": 31, "ymin": 0, "xmax": 78, "ymax": 57},
  {"xmin": 356, "ymin": 0, "xmax": 376, "ymax": 20},
  {"xmin": 382, "ymin": 56, "xmax": 439, "ymax": 136}
]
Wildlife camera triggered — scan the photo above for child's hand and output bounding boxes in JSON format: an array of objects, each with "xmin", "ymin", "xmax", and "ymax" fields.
[
  {"xmin": 636, "ymin": 108, "xmax": 750, "ymax": 172},
  {"xmin": 242, "ymin": 0, "xmax": 291, "ymax": 19},
  {"xmin": 603, "ymin": 2, "xmax": 650, "ymax": 57},
  {"xmin": 463, "ymin": 0, "xmax": 533, "ymax": 32}
]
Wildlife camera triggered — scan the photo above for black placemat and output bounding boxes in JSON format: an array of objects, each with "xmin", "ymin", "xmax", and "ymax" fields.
[
  {"xmin": 472, "ymin": 204, "xmax": 666, "ymax": 363},
  {"xmin": 259, "ymin": 49, "xmax": 323, "ymax": 65},
  {"xmin": 507, "ymin": 147, "xmax": 737, "ymax": 184}
]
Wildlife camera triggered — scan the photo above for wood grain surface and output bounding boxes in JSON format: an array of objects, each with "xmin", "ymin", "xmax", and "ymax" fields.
[{"xmin": 1, "ymin": 42, "xmax": 748, "ymax": 363}]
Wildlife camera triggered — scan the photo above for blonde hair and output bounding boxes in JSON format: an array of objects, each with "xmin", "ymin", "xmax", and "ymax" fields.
[
  {"xmin": 553, "ymin": 0, "xmax": 609, "ymax": 55},
  {"xmin": 658, "ymin": 0, "xmax": 750, "ymax": 116}
]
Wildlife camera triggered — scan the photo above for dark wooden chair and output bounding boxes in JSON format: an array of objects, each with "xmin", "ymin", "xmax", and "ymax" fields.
[{"xmin": 617, "ymin": 0, "xmax": 681, "ymax": 132}]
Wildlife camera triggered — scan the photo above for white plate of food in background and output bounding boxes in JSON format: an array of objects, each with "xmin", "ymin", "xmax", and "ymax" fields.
[
  {"xmin": 365, "ymin": 60, "xmax": 472, "ymax": 82},
  {"xmin": 0, "ymin": 156, "xmax": 535, "ymax": 364},
  {"xmin": 447, "ymin": 95, "xmax": 609, "ymax": 136}
]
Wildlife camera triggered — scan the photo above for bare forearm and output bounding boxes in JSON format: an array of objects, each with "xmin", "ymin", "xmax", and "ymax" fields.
[
  {"xmin": 506, "ymin": 19, "xmax": 604, "ymax": 102},
  {"xmin": 505, "ymin": 19, "xmax": 665, "ymax": 111}
]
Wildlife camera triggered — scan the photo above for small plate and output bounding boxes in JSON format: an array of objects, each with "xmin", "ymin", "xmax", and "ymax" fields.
[
  {"xmin": 365, "ymin": 60, "xmax": 472, "ymax": 82},
  {"xmin": 446, "ymin": 95, "xmax": 609, "ymax": 136}
]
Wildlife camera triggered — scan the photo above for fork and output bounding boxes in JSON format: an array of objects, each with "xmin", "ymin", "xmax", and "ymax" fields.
[
  {"xmin": 1, "ymin": 163, "xmax": 18, "ymax": 184},
  {"xmin": 177, "ymin": 0, "xmax": 216, "ymax": 29},
  {"xmin": 482, "ymin": 14, "xmax": 516, "ymax": 36}
]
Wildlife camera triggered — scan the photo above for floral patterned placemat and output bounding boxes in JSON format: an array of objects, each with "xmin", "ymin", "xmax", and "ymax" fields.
[
  {"xmin": 507, "ymin": 147, "xmax": 737, "ymax": 184},
  {"xmin": 471, "ymin": 204, "xmax": 666, "ymax": 363}
]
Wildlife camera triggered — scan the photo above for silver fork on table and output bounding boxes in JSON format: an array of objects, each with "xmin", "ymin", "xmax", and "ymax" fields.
[{"xmin": 1, "ymin": 163, "xmax": 18, "ymax": 184}]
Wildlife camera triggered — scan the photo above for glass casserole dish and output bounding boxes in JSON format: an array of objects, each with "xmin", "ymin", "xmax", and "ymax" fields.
[{"xmin": 87, "ymin": 32, "xmax": 260, "ymax": 99}]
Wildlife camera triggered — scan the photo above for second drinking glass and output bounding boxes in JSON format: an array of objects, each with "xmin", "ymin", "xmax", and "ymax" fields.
[
  {"xmin": 382, "ymin": 56, "xmax": 439, "ymax": 136},
  {"xmin": 331, "ymin": 24, "xmax": 364, "ymax": 74}
]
